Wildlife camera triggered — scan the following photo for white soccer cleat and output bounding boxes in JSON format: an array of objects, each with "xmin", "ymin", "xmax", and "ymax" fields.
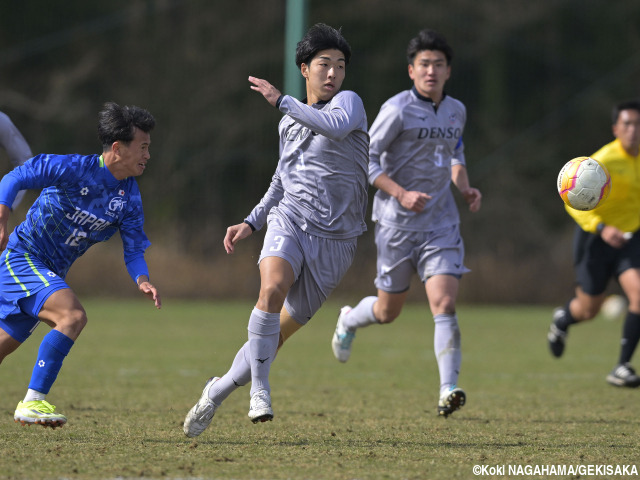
[
  {"xmin": 248, "ymin": 389, "xmax": 273, "ymax": 423},
  {"xmin": 438, "ymin": 386, "xmax": 466, "ymax": 418},
  {"xmin": 332, "ymin": 306, "xmax": 355, "ymax": 363},
  {"xmin": 183, "ymin": 377, "xmax": 220, "ymax": 437}
]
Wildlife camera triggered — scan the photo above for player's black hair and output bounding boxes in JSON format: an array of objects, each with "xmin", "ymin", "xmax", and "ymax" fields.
[
  {"xmin": 612, "ymin": 99, "xmax": 640, "ymax": 124},
  {"xmin": 98, "ymin": 102, "xmax": 155, "ymax": 149},
  {"xmin": 406, "ymin": 29, "xmax": 453, "ymax": 65},
  {"xmin": 295, "ymin": 23, "xmax": 351, "ymax": 68}
]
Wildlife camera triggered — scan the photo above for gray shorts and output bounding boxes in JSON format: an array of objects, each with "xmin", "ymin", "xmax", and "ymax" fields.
[
  {"xmin": 374, "ymin": 223, "xmax": 469, "ymax": 293},
  {"xmin": 259, "ymin": 208, "xmax": 357, "ymax": 325}
]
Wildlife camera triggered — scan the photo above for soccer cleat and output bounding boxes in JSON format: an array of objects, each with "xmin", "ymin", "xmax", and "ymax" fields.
[
  {"xmin": 248, "ymin": 389, "xmax": 273, "ymax": 423},
  {"xmin": 547, "ymin": 308, "xmax": 568, "ymax": 358},
  {"xmin": 606, "ymin": 363, "xmax": 640, "ymax": 388},
  {"xmin": 332, "ymin": 306, "xmax": 355, "ymax": 363},
  {"xmin": 438, "ymin": 386, "xmax": 466, "ymax": 418},
  {"xmin": 14, "ymin": 400, "xmax": 67, "ymax": 428},
  {"xmin": 183, "ymin": 377, "xmax": 220, "ymax": 437}
]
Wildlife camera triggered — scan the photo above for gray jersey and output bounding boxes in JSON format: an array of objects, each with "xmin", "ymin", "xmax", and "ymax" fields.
[
  {"xmin": 246, "ymin": 90, "xmax": 369, "ymax": 240},
  {"xmin": 0, "ymin": 112, "xmax": 32, "ymax": 209},
  {"xmin": 369, "ymin": 87, "xmax": 466, "ymax": 232}
]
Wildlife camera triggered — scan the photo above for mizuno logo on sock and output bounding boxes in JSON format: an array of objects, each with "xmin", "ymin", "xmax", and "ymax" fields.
[{"xmin": 256, "ymin": 357, "xmax": 269, "ymax": 364}]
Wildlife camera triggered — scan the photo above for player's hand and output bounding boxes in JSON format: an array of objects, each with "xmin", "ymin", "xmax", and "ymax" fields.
[
  {"xmin": 138, "ymin": 281, "xmax": 161, "ymax": 309},
  {"xmin": 461, "ymin": 187, "xmax": 482, "ymax": 212},
  {"xmin": 600, "ymin": 226, "xmax": 629, "ymax": 249},
  {"xmin": 224, "ymin": 222, "xmax": 253, "ymax": 254},
  {"xmin": 249, "ymin": 76, "xmax": 282, "ymax": 107},
  {"xmin": 398, "ymin": 190, "xmax": 431, "ymax": 213}
]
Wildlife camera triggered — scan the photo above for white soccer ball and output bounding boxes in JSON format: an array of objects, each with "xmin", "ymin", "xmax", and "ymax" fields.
[
  {"xmin": 601, "ymin": 295, "xmax": 627, "ymax": 321},
  {"xmin": 557, "ymin": 156, "xmax": 611, "ymax": 211}
]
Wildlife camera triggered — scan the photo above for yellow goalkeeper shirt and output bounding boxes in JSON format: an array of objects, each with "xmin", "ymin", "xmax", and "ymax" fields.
[{"xmin": 567, "ymin": 139, "xmax": 640, "ymax": 233}]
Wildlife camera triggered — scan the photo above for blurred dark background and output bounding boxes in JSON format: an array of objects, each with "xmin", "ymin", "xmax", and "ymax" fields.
[{"xmin": 1, "ymin": 0, "xmax": 638, "ymax": 304}]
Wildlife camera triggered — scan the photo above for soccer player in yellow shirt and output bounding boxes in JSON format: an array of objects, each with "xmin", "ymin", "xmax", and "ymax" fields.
[{"xmin": 548, "ymin": 99, "xmax": 640, "ymax": 387}]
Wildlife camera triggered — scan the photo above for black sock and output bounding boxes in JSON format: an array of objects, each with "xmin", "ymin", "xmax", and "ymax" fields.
[
  {"xmin": 555, "ymin": 301, "xmax": 577, "ymax": 331},
  {"xmin": 619, "ymin": 311, "xmax": 640, "ymax": 365}
]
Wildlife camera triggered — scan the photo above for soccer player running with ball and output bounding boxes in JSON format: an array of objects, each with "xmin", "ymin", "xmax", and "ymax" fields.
[
  {"xmin": 331, "ymin": 29, "xmax": 481, "ymax": 418},
  {"xmin": 183, "ymin": 23, "xmax": 368, "ymax": 437},
  {"xmin": 548, "ymin": 100, "xmax": 640, "ymax": 388},
  {"xmin": 0, "ymin": 102, "xmax": 162, "ymax": 428}
]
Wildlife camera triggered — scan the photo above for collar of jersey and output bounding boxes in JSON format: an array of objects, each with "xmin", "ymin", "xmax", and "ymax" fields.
[
  {"xmin": 98, "ymin": 154, "xmax": 122, "ymax": 187},
  {"xmin": 411, "ymin": 86, "xmax": 447, "ymax": 104},
  {"xmin": 302, "ymin": 97, "xmax": 330, "ymax": 107}
]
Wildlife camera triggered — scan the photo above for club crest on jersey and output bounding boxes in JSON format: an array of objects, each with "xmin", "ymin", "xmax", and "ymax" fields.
[
  {"xmin": 109, "ymin": 197, "xmax": 127, "ymax": 212},
  {"xmin": 449, "ymin": 114, "xmax": 458, "ymax": 125}
]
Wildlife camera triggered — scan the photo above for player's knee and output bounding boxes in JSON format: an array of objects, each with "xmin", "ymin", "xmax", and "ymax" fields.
[
  {"xmin": 572, "ymin": 305, "xmax": 597, "ymax": 321},
  {"xmin": 257, "ymin": 284, "xmax": 287, "ymax": 312},
  {"xmin": 0, "ymin": 337, "xmax": 21, "ymax": 364},
  {"xmin": 58, "ymin": 309, "xmax": 87, "ymax": 338},
  {"xmin": 430, "ymin": 296, "xmax": 456, "ymax": 315}
]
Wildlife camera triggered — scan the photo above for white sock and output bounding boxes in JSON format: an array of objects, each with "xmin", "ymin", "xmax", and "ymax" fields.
[
  {"xmin": 209, "ymin": 341, "xmax": 252, "ymax": 405},
  {"xmin": 341, "ymin": 296, "xmax": 379, "ymax": 331},
  {"xmin": 23, "ymin": 389, "xmax": 45, "ymax": 402},
  {"xmin": 247, "ymin": 308, "xmax": 280, "ymax": 396},
  {"xmin": 434, "ymin": 313, "xmax": 461, "ymax": 394}
]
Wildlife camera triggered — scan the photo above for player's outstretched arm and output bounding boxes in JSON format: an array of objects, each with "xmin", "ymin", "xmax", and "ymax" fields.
[
  {"xmin": 136, "ymin": 275, "xmax": 161, "ymax": 309},
  {"xmin": 248, "ymin": 76, "xmax": 282, "ymax": 107},
  {"xmin": 224, "ymin": 222, "xmax": 253, "ymax": 254}
]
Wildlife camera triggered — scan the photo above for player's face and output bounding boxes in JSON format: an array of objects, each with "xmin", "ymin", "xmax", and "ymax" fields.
[
  {"xmin": 115, "ymin": 127, "xmax": 151, "ymax": 178},
  {"xmin": 613, "ymin": 109, "xmax": 640, "ymax": 156},
  {"xmin": 408, "ymin": 50, "xmax": 451, "ymax": 103},
  {"xmin": 301, "ymin": 49, "xmax": 346, "ymax": 104}
]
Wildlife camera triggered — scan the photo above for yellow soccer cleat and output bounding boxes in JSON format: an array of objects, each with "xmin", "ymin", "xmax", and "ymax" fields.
[{"xmin": 14, "ymin": 400, "xmax": 67, "ymax": 429}]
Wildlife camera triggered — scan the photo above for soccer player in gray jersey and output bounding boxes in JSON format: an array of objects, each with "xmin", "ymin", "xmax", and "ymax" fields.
[
  {"xmin": 331, "ymin": 29, "xmax": 482, "ymax": 418},
  {"xmin": 184, "ymin": 23, "xmax": 368, "ymax": 437},
  {"xmin": 0, "ymin": 112, "xmax": 33, "ymax": 210}
]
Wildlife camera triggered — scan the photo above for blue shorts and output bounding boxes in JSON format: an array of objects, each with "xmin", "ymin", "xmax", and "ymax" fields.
[{"xmin": 0, "ymin": 248, "xmax": 68, "ymax": 342}]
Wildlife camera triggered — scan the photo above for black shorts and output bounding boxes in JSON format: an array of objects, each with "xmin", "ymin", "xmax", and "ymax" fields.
[{"xmin": 573, "ymin": 226, "xmax": 640, "ymax": 295}]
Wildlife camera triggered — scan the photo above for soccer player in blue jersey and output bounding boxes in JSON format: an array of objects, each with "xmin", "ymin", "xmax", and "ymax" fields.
[
  {"xmin": 0, "ymin": 111, "xmax": 33, "ymax": 210},
  {"xmin": 183, "ymin": 23, "xmax": 369, "ymax": 437},
  {"xmin": 0, "ymin": 102, "xmax": 161, "ymax": 428},
  {"xmin": 331, "ymin": 29, "xmax": 482, "ymax": 418}
]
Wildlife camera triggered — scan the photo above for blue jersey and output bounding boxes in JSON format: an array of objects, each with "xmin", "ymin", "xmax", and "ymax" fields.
[{"xmin": 0, "ymin": 153, "xmax": 150, "ymax": 280}]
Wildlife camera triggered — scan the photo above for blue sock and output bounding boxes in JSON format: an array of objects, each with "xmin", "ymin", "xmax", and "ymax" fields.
[{"xmin": 28, "ymin": 330, "xmax": 74, "ymax": 395}]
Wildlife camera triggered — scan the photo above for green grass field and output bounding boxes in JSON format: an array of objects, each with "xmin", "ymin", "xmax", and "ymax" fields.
[{"xmin": 0, "ymin": 299, "xmax": 638, "ymax": 479}]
